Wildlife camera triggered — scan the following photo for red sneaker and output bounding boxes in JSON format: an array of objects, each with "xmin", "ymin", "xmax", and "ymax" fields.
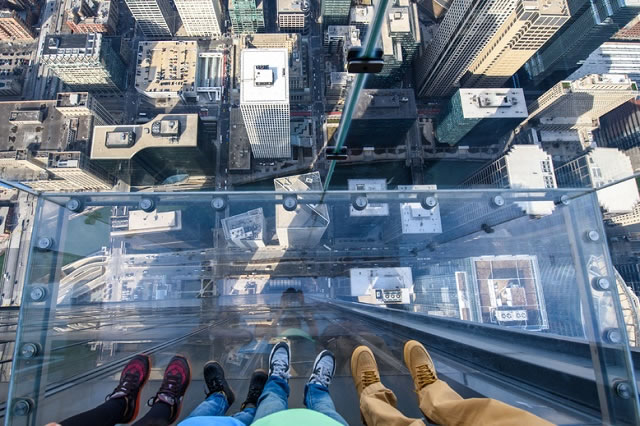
[
  {"xmin": 105, "ymin": 354, "xmax": 151, "ymax": 423},
  {"xmin": 147, "ymin": 355, "xmax": 191, "ymax": 423}
]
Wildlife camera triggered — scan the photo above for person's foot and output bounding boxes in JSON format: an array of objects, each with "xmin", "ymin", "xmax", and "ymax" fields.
[
  {"xmin": 403, "ymin": 340, "xmax": 438, "ymax": 391},
  {"xmin": 350, "ymin": 346, "xmax": 380, "ymax": 397},
  {"xmin": 308, "ymin": 350, "xmax": 336, "ymax": 388},
  {"xmin": 147, "ymin": 355, "xmax": 191, "ymax": 423},
  {"xmin": 241, "ymin": 369, "xmax": 268, "ymax": 409},
  {"xmin": 105, "ymin": 354, "xmax": 151, "ymax": 423},
  {"xmin": 269, "ymin": 341, "xmax": 291, "ymax": 380},
  {"xmin": 204, "ymin": 361, "xmax": 235, "ymax": 406}
]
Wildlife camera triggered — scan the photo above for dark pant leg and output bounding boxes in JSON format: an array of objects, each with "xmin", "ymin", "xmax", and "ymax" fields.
[
  {"xmin": 132, "ymin": 402, "xmax": 173, "ymax": 426},
  {"xmin": 60, "ymin": 398, "xmax": 127, "ymax": 426}
]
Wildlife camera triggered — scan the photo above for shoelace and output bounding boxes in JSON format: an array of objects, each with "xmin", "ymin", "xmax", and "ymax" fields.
[
  {"xmin": 361, "ymin": 370, "xmax": 380, "ymax": 388},
  {"xmin": 415, "ymin": 364, "xmax": 436, "ymax": 388},
  {"xmin": 271, "ymin": 359, "xmax": 291, "ymax": 380},
  {"xmin": 106, "ymin": 371, "xmax": 139, "ymax": 401},
  {"xmin": 205, "ymin": 377, "xmax": 223, "ymax": 396},
  {"xmin": 148, "ymin": 372, "xmax": 183, "ymax": 407},
  {"xmin": 311, "ymin": 364, "xmax": 332, "ymax": 387}
]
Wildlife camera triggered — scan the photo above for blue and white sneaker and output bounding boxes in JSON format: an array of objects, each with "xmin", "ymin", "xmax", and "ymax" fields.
[
  {"xmin": 308, "ymin": 350, "xmax": 336, "ymax": 388},
  {"xmin": 269, "ymin": 341, "xmax": 291, "ymax": 381}
]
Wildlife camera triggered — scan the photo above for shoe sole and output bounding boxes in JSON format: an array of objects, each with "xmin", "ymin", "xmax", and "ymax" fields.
[
  {"xmin": 204, "ymin": 360, "xmax": 235, "ymax": 406},
  {"xmin": 309, "ymin": 350, "xmax": 336, "ymax": 385},
  {"xmin": 268, "ymin": 340, "xmax": 291, "ymax": 377},
  {"xmin": 127, "ymin": 354, "xmax": 151, "ymax": 424},
  {"xmin": 350, "ymin": 346, "xmax": 377, "ymax": 387},
  {"xmin": 171, "ymin": 354, "xmax": 192, "ymax": 424}
]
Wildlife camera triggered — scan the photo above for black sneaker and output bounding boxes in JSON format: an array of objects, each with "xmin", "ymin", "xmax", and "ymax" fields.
[
  {"xmin": 269, "ymin": 341, "xmax": 291, "ymax": 381},
  {"xmin": 204, "ymin": 361, "xmax": 235, "ymax": 407},
  {"xmin": 241, "ymin": 370, "xmax": 268, "ymax": 409},
  {"xmin": 308, "ymin": 350, "xmax": 336, "ymax": 388},
  {"xmin": 147, "ymin": 355, "xmax": 191, "ymax": 423},
  {"xmin": 105, "ymin": 354, "xmax": 151, "ymax": 423}
]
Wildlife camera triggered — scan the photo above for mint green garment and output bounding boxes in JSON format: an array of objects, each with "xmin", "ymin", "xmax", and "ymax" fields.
[{"xmin": 253, "ymin": 409, "xmax": 344, "ymax": 426}]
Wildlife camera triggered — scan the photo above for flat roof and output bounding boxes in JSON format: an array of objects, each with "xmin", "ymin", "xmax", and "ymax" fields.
[
  {"xmin": 56, "ymin": 92, "xmax": 90, "ymax": 108},
  {"xmin": 350, "ymin": 5, "xmax": 374, "ymax": 23},
  {"xmin": 353, "ymin": 89, "xmax": 417, "ymax": 120},
  {"xmin": 459, "ymin": 88, "xmax": 527, "ymax": 119},
  {"xmin": 222, "ymin": 208, "xmax": 265, "ymax": 241},
  {"xmin": 388, "ymin": 8, "xmax": 411, "ymax": 33},
  {"xmin": 91, "ymin": 114, "xmax": 199, "ymax": 160},
  {"xmin": 348, "ymin": 179, "xmax": 389, "ymax": 216},
  {"xmin": 135, "ymin": 41, "xmax": 198, "ymax": 95},
  {"xmin": 587, "ymin": 148, "xmax": 640, "ymax": 214},
  {"xmin": 350, "ymin": 267, "xmax": 413, "ymax": 296},
  {"xmin": 43, "ymin": 33, "xmax": 100, "ymax": 56},
  {"xmin": 229, "ymin": 108, "xmax": 251, "ymax": 171},
  {"xmin": 277, "ymin": 0, "xmax": 308, "ymax": 12},
  {"xmin": 504, "ymin": 145, "xmax": 556, "ymax": 216},
  {"xmin": 274, "ymin": 172, "xmax": 330, "ymax": 229},
  {"xmin": 240, "ymin": 48, "xmax": 289, "ymax": 103},
  {"xmin": 397, "ymin": 185, "xmax": 442, "ymax": 234}
]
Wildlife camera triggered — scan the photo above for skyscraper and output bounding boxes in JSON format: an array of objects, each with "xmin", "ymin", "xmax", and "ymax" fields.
[
  {"xmin": 555, "ymin": 148, "xmax": 639, "ymax": 215},
  {"xmin": 229, "ymin": 0, "xmax": 265, "ymax": 34},
  {"xmin": 173, "ymin": 0, "xmax": 223, "ymax": 36},
  {"xmin": 56, "ymin": 92, "xmax": 118, "ymax": 126},
  {"xmin": 221, "ymin": 208, "xmax": 266, "ymax": 249},
  {"xmin": 124, "ymin": 0, "xmax": 173, "ymax": 37},
  {"xmin": 0, "ymin": 9, "xmax": 34, "ymax": 41},
  {"xmin": 367, "ymin": 0, "xmax": 421, "ymax": 88},
  {"xmin": 240, "ymin": 48, "xmax": 290, "ymax": 159},
  {"xmin": 41, "ymin": 33, "xmax": 127, "ymax": 92},
  {"xmin": 594, "ymin": 99, "xmax": 640, "ymax": 170},
  {"xmin": 436, "ymin": 88, "xmax": 527, "ymax": 146},
  {"xmin": 523, "ymin": 0, "xmax": 640, "ymax": 88},
  {"xmin": 322, "ymin": 0, "xmax": 351, "ymax": 28},
  {"xmin": 416, "ymin": 0, "xmax": 568, "ymax": 98},
  {"xmin": 277, "ymin": 0, "xmax": 310, "ymax": 34},
  {"xmin": 567, "ymin": 42, "xmax": 640, "ymax": 84}
]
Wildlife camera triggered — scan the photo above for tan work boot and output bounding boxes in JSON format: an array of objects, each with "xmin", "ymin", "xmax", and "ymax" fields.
[
  {"xmin": 350, "ymin": 345, "xmax": 381, "ymax": 396},
  {"xmin": 404, "ymin": 340, "xmax": 438, "ymax": 391}
]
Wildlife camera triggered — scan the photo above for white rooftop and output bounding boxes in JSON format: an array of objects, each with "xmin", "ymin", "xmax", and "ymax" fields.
[
  {"xmin": 587, "ymin": 148, "xmax": 640, "ymax": 214},
  {"xmin": 125, "ymin": 210, "xmax": 182, "ymax": 234},
  {"xmin": 350, "ymin": 267, "xmax": 413, "ymax": 296},
  {"xmin": 504, "ymin": 145, "xmax": 557, "ymax": 216},
  {"xmin": 350, "ymin": 5, "xmax": 374, "ymax": 23},
  {"xmin": 459, "ymin": 89, "xmax": 527, "ymax": 119},
  {"xmin": 348, "ymin": 179, "xmax": 389, "ymax": 217},
  {"xmin": 397, "ymin": 185, "xmax": 442, "ymax": 234},
  {"xmin": 241, "ymin": 48, "xmax": 289, "ymax": 104}
]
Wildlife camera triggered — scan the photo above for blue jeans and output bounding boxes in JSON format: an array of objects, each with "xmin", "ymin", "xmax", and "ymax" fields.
[
  {"xmin": 185, "ymin": 392, "xmax": 255, "ymax": 425},
  {"xmin": 252, "ymin": 377, "xmax": 348, "ymax": 426}
]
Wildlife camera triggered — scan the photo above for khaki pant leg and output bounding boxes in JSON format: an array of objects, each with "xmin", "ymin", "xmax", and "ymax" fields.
[
  {"xmin": 360, "ymin": 382, "xmax": 426, "ymax": 426},
  {"xmin": 417, "ymin": 380, "xmax": 554, "ymax": 426}
]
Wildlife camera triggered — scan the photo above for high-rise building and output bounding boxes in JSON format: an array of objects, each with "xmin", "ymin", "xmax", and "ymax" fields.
[
  {"xmin": 123, "ymin": 0, "xmax": 173, "ymax": 37},
  {"xmin": 322, "ymin": 0, "xmax": 351, "ymax": 28},
  {"xmin": 524, "ymin": 74, "xmax": 638, "ymax": 148},
  {"xmin": 42, "ymin": 151, "xmax": 115, "ymax": 191},
  {"xmin": 0, "ymin": 9, "xmax": 34, "ymax": 41},
  {"xmin": 277, "ymin": 0, "xmax": 310, "ymax": 34},
  {"xmin": 523, "ymin": 0, "xmax": 640, "ymax": 88},
  {"xmin": 274, "ymin": 172, "xmax": 330, "ymax": 248},
  {"xmin": 325, "ymin": 25, "xmax": 360, "ymax": 68},
  {"xmin": 567, "ymin": 42, "xmax": 640, "ymax": 84},
  {"xmin": 173, "ymin": 0, "xmax": 223, "ymax": 37},
  {"xmin": 417, "ymin": 0, "xmax": 568, "ymax": 98},
  {"xmin": 135, "ymin": 41, "xmax": 198, "ymax": 100},
  {"xmin": 594, "ymin": 99, "xmax": 640, "ymax": 171},
  {"xmin": 240, "ymin": 48, "xmax": 290, "ymax": 159},
  {"xmin": 41, "ymin": 33, "xmax": 127, "ymax": 92},
  {"xmin": 65, "ymin": 0, "xmax": 119, "ymax": 34},
  {"xmin": 56, "ymin": 92, "xmax": 117, "ymax": 126},
  {"xmin": 461, "ymin": 145, "xmax": 557, "ymax": 216},
  {"xmin": 367, "ymin": 0, "xmax": 421, "ymax": 88},
  {"xmin": 436, "ymin": 88, "xmax": 527, "ymax": 146},
  {"xmin": 555, "ymin": 148, "xmax": 639, "ymax": 215},
  {"xmin": 614, "ymin": 15, "xmax": 640, "ymax": 40},
  {"xmin": 229, "ymin": 0, "xmax": 265, "ymax": 34},
  {"xmin": 345, "ymin": 89, "xmax": 417, "ymax": 148},
  {"xmin": 222, "ymin": 208, "xmax": 266, "ymax": 249},
  {"xmin": 349, "ymin": 5, "xmax": 373, "ymax": 39}
]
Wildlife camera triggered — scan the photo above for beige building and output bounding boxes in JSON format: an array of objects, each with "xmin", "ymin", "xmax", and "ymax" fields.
[
  {"xmin": 277, "ymin": 0, "xmax": 309, "ymax": 33},
  {"xmin": 135, "ymin": 41, "xmax": 198, "ymax": 99},
  {"xmin": 0, "ymin": 9, "xmax": 34, "ymax": 41},
  {"xmin": 56, "ymin": 92, "xmax": 117, "ymax": 126},
  {"xmin": 463, "ymin": 0, "xmax": 569, "ymax": 88},
  {"xmin": 65, "ymin": 0, "xmax": 119, "ymax": 34},
  {"xmin": 173, "ymin": 0, "xmax": 223, "ymax": 37}
]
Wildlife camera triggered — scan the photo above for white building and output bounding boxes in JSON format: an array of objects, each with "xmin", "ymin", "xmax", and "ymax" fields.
[
  {"xmin": 348, "ymin": 179, "xmax": 389, "ymax": 217},
  {"xmin": 555, "ymin": 148, "xmax": 640, "ymax": 215},
  {"xmin": 397, "ymin": 185, "xmax": 442, "ymax": 235},
  {"xmin": 240, "ymin": 48, "xmax": 290, "ymax": 158},
  {"xmin": 568, "ymin": 43, "xmax": 640, "ymax": 85},
  {"xmin": 173, "ymin": 0, "xmax": 223, "ymax": 37},
  {"xmin": 123, "ymin": 0, "xmax": 173, "ymax": 37},
  {"xmin": 274, "ymin": 172, "xmax": 329, "ymax": 248},
  {"xmin": 221, "ymin": 208, "xmax": 266, "ymax": 249},
  {"xmin": 461, "ymin": 145, "xmax": 557, "ymax": 216},
  {"xmin": 349, "ymin": 5, "xmax": 374, "ymax": 39},
  {"xmin": 349, "ymin": 267, "xmax": 414, "ymax": 305},
  {"xmin": 277, "ymin": 0, "xmax": 309, "ymax": 33}
]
